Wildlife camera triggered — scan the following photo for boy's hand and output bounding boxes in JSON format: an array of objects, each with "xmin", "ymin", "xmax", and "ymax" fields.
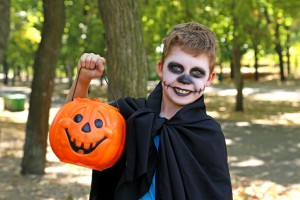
[{"xmin": 77, "ymin": 53, "xmax": 106, "ymax": 83}]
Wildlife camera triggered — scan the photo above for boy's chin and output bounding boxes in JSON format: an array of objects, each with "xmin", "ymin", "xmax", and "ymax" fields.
[
  {"xmin": 176, "ymin": 98, "xmax": 201, "ymax": 106},
  {"xmin": 168, "ymin": 93, "xmax": 202, "ymax": 106}
]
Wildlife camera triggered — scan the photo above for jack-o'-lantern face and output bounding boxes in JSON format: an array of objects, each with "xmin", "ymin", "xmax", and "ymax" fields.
[
  {"xmin": 65, "ymin": 112, "xmax": 106, "ymax": 155},
  {"xmin": 49, "ymin": 98, "xmax": 126, "ymax": 171}
]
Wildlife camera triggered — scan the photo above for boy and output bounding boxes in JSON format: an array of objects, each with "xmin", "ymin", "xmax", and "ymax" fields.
[{"xmin": 66, "ymin": 22, "xmax": 232, "ymax": 200}]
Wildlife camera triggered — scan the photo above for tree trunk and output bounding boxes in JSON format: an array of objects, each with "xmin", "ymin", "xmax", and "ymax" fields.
[
  {"xmin": 98, "ymin": 0, "xmax": 147, "ymax": 99},
  {"xmin": 218, "ymin": 63, "xmax": 224, "ymax": 82},
  {"xmin": 0, "ymin": 0, "xmax": 10, "ymax": 65},
  {"xmin": 263, "ymin": 8, "xmax": 285, "ymax": 81},
  {"xmin": 231, "ymin": 11, "xmax": 244, "ymax": 112},
  {"xmin": 230, "ymin": 60, "xmax": 234, "ymax": 79},
  {"xmin": 232, "ymin": 36, "xmax": 244, "ymax": 112},
  {"xmin": 285, "ymin": 26, "xmax": 291, "ymax": 76},
  {"xmin": 66, "ymin": 59, "xmax": 74, "ymax": 88},
  {"xmin": 286, "ymin": 46, "xmax": 290, "ymax": 76},
  {"xmin": 3, "ymin": 54, "xmax": 9, "ymax": 85},
  {"xmin": 254, "ymin": 45, "xmax": 259, "ymax": 81},
  {"xmin": 274, "ymin": 23, "xmax": 285, "ymax": 81},
  {"xmin": 21, "ymin": 0, "xmax": 65, "ymax": 175}
]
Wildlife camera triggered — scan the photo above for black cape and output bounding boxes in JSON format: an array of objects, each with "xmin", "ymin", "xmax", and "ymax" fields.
[{"xmin": 90, "ymin": 82, "xmax": 232, "ymax": 200}]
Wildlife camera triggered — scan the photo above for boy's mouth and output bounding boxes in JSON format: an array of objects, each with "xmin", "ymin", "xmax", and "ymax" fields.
[
  {"xmin": 163, "ymin": 81, "xmax": 196, "ymax": 97},
  {"xmin": 173, "ymin": 87, "xmax": 192, "ymax": 96},
  {"xmin": 163, "ymin": 81, "xmax": 200, "ymax": 96}
]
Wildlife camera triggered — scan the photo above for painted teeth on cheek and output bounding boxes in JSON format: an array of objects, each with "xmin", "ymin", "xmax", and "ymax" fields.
[{"xmin": 163, "ymin": 81, "xmax": 171, "ymax": 89}]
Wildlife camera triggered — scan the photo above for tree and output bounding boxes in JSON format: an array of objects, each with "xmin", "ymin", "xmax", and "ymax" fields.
[
  {"xmin": 231, "ymin": 11, "xmax": 244, "ymax": 111},
  {"xmin": 21, "ymin": 0, "xmax": 65, "ymax": 174},
  {"xmin": 59, "ymin": 0, "xmax": 105, "ymax": 87},
  {"xmin": 247, "ymin": 5, "xmax": 272, "ymax": 81},
  {"xmin": 262, "ymin": 0, "xmax": 300, "ymax": 81},
  {"xmin": 263, "ymin": 5, "xmax": 286, "ymax": 81},
  {"xmin": 4, "ymin": 0, "xmax": 43, "ymax": 84},
  {"xmin": 0, "ymin": 0, "xmax": 11, "ymax": 76},
  {"xmin": 98, "ymin": 0, "xmax": 147, "ymax": 99},
  {"xmin": 219, "ymin": 0, "xmax": 252, "ymax": 112}
]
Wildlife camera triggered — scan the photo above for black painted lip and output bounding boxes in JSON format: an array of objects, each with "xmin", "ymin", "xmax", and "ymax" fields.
[{"xmin": 65, "ymin": 128, "xmax": 107, "ymax": 154}]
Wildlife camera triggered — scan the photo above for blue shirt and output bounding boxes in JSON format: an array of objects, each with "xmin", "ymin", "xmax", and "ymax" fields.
[{"xmin": 139, "ymin": 135, "xmax": 160, "ymax": 200}]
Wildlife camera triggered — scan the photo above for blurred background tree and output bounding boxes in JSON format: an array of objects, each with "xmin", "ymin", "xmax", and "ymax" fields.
[
  {"xmin": 98, "ymin": 0, "xmax": 147, "ymax": 99},
  {"xmin": 21, "ymin": 0, "xmax": 65, "ymax": 174},
  {"xmin": 3, "ymin": 0, "xmax": 300, "ymax": 86},
  {"xmin": 0, "ymin": 0, "xmax": 11, "ymax": 84}
]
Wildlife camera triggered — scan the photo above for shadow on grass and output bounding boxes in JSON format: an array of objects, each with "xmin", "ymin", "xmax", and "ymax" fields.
[{"xmin": 221, "ymin": 121, "xmax": 300, "ymax": 184}]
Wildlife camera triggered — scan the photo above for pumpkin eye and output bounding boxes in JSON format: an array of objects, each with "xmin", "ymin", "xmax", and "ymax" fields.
[
  {"xmin": 74, "ymin": 114, "xmax": 83, "ymax": 123},
  {"xmin": 95, "ymin": 119, "xmax": 103, "ymax": 128}
]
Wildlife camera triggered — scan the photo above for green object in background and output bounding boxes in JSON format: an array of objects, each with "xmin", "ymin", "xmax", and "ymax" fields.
[{"xmin": 4, "ymin": 94, "xmax": 26, "ymax": 112}]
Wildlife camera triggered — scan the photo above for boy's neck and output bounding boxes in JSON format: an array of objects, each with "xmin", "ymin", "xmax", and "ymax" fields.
[{"xmin": 160, "ymin": 100, "xmax": 182, "ymax": 120}]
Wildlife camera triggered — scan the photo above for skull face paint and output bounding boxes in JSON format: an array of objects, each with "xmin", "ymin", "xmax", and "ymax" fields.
[
  {"xmin": 162, "ymin": 59, "xmax": 207, "ymax": 96},
  {"xmin": 157, "ymin": 47, "xmax": 215, "ymax": 112},
  {"xmin": 177, "ymin": 74, "xmax": 193, "ymax": 84}
]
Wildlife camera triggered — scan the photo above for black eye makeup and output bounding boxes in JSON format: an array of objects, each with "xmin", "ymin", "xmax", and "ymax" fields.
[
  {"xmin": 190, "ymin": 68, "xmax": 206, "ymax": 78},
  {"xmin": 167, "ymin": 62, "xmax": 207, "ymax": 78},
  {"xmin": 167, "ymin": 62, "xmax": 184, "ymax": 74}
]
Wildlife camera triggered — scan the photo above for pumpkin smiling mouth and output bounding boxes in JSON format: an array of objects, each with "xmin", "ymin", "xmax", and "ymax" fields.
[{"xmin": 65, "ymin": 129, "xmax": 107, "ymax": 155}]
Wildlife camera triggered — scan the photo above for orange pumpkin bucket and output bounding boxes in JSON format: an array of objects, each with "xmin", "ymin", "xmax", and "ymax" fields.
[
  {"xmin": 49, "ymin": 70, "xmax": 126, "ymax": 171},
  {"xmin": 49, "ymin": 98, "xmax": 126, "ymax": 171}
]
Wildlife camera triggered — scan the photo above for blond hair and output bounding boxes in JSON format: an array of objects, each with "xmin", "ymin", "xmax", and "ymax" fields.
[{"xmin": 161, "ymin": 22, "xmax": 218, "ymax": 72}]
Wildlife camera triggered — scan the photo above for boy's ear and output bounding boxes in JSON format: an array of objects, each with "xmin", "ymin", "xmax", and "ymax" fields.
[
  {"xmin": 157, "ymin": 60, "xmax": 163, "ymax": 79},
  {"xmin": 205, "ymin": 71, "xmax": 216, "ymax": 87}
]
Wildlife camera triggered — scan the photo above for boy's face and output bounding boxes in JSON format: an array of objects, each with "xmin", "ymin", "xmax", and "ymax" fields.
[{"xmin": 157, "ymin": 46, "xmax": 215, "ymax": 108}]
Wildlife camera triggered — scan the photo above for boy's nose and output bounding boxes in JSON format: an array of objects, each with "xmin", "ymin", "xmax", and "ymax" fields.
[{"xmin": 177, "ymin": 74, "xmax": 192, "ymax": 84}]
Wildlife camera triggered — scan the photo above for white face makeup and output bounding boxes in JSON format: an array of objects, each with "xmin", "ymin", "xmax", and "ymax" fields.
[{"xmin": 157, "ymin": 47, "xmax": 215, "ymax": 112}]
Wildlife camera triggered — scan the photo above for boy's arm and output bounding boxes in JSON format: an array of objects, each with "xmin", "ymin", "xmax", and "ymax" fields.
[{"xmin": 65, "ymin": 53, "xmax": 106, "ymax": 103}]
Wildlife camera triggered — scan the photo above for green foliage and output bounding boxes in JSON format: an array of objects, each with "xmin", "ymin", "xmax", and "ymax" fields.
[
  {"xmin": 6, "ymin": 0, "xmax": 43, "ymax": 74},
  {"xmin": 58, "ymin": 0, "xmax": 104, "ymax": 76},
  {"xmin": 5, "ymin": 0, "xmax": 300, "ymax": 80},
  {"xmin": 6, "ymin": 0, "xmax": 105, "ymax": 78}
]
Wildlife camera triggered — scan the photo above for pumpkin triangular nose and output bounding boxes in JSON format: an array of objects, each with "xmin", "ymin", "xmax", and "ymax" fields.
[{"xmin": 82, "ymin": 123, "xmax": 91, "ymax": 133}]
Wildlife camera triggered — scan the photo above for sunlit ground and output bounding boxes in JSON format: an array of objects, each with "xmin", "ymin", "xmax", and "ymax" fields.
[
  {"xmin": 0, "ymin": 77, "xmax": 300, "ymax": 199},
  {"xmin": 0, "ymin": 122, "xmax": 91, "ymax": 200},
  {"xmin": 205, "ymin": 78, "xmax": 300, "ymax": 126}
]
